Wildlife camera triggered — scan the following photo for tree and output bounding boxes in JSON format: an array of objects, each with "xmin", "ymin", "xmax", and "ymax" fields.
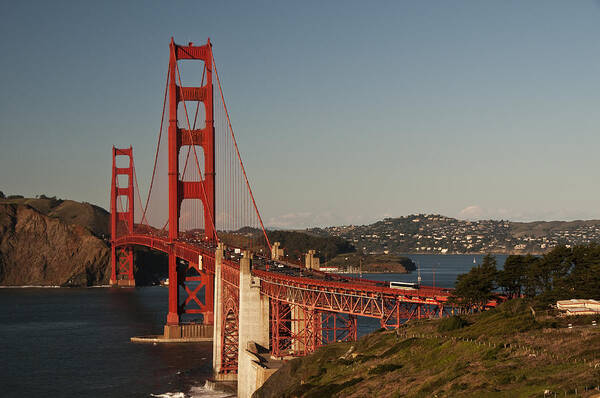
[
  {"xmin": 565, "ymin": 244, "xmax": 600, "ymax": 299},
  {"xmin": 452, "ymin": 254, "xmax": 497, "ymax": 309},
  {"xmin": 521, "ymin": 255, "xmax": 541, "ymax": 298},
  {"xmin": 494, "ymin": 245, "xmax": 600, "ymax": 303},
  {"xmin": 497, "ymin": 255, "xmax": 525, "ymax": 298},
  {"xmin": 525, "ymin": 246, "xmax": 572, "ymax": 301}
]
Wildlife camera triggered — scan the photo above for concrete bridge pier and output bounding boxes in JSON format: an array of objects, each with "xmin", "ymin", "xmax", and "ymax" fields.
[
  {"xmin": 237, "ymin": 250, "xmax": 271, "ymax": 398},
  {"xmin": 291, "ymin": 305, "xmax": 307, "ymax": 354},
  {"xmin": 212, "ymin": 243, "xmax": 234, "ymax": 380},
  {"xmin": 271, "ymin": 241, "xmax": 284, "ymax": 260}
]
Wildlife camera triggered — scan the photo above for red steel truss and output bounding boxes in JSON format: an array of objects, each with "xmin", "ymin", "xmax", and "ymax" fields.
[
  {"xmin": 270, "ymin": 302, "xmax": 358, "ymax": 358},
  {"xmin": 220, "ymin": 260, "xmax": 240, "ymax": 373},
  {"xmin": 254, "ymin": 269, "xmax": 459, "ymax": 329},
  {"xmin": 321, "ymin": 312, "xmax": 357, "ymax": 345}
]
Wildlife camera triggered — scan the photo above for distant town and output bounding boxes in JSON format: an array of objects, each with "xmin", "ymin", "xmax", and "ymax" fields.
[{"xmin": 309, "ymin": 214, "xmax": 600, "ymax": 255}]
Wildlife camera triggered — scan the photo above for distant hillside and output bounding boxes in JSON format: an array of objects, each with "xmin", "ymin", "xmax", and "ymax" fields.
[
  {"xmin": 267, "ymin": 230, "xmax": 355, "ymax": 262},
  {"xmin": 0, "ymin": 194, "xmax": 109, "ymax": 238},
  {"xmin": 219, "ymin": 228, "xmax": 356, "ymax": 263},
  {"xmin": 309, "ymin": 214, "xmax": 600, "ymax": 255},
  {"xmin": 510, "ymin": 219, "xmax": 600, "ymax": 239},
  {"xmin": 324, "ymin": 252, "xmax": 416, "ymax": 273},
  {"xmin": 0, "ymin": 195, "xmax": 110, "ymax": 286}
]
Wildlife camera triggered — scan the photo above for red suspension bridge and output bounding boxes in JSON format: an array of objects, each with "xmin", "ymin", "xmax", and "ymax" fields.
[{"xmin": 110, "ymin": 38, "xmax": 487, "ymax": 393}]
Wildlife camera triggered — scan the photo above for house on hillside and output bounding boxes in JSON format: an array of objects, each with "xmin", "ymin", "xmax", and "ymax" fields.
[{"xmin": 556, "ymin": 299, "xmax": 600, "ymax": 316}]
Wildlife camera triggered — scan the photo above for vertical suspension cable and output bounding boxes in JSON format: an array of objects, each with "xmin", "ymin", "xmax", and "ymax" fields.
[
  {"xmin": 211, "ymin": 49, "xmax": 272, "ymax": 251},
  {"xmin": 141, "ymin": 63, "xmax": 170, "ymax": 226},
  {"xmin": 132, "ymin": 160, "xmax": 149, "ymax": 227},
  {"xmin": 114, "ymin": 176, "xmax": 129, "ymax": 235}
]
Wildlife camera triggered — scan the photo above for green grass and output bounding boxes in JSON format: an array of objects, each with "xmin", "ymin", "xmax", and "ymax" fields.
[{"xmin": 254, "ymin": 299, "xmax": 600, "ymax": 398}]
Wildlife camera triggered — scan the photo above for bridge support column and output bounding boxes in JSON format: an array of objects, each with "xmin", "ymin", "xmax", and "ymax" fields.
[
  {"xmin": 110, "ymin": 245, "xmax": 117, "ymax": 286},
  {"xmin": 112, "ymin": 246, "xmax": 135, "ymax": 287},
  {"xmin": 202, "ymin": 272, "xmax": 214, "ymax": 325},
  {"xmin": 291, "ymin": 305, "xmax": 307, "ymax": 354},
  {"xmin": 165, "ymin": 251, "xmax": 180, "ymax": 337},
  {"xmin": 212, "ymin": 243, "xmax": 229, "ymax": 377},
  {"xmin": 304, "ymin": 250, "xmax": 319, "ymax": 270},
  {"xmin": 237, "ymin": 251, "xmax": 270, "ymax": 398},
  {"xmin": 270, "ymin": 242, "xmax": 284, "ymax": 261}
]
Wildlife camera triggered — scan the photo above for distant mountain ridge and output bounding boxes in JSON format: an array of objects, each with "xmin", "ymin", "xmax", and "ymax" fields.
[{"xmin": 308, "ymin": 214, "xmax": 600, "ymax": 255}]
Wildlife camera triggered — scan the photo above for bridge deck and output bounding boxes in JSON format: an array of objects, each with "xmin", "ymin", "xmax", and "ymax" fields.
[{"xmin": 113, "ymin": 234, "xmax": 457, "ymax": 319}]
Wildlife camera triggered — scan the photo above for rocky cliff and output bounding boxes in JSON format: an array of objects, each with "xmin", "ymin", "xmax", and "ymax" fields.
[{"xmin": 0, "ymin": 198, "xmax": 110, "ymax": 286}]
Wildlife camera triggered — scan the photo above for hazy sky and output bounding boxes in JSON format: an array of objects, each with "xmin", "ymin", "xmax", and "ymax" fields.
[{"xmin": 2, "ymin": 1, "xmax": 600, "ymax": 228}]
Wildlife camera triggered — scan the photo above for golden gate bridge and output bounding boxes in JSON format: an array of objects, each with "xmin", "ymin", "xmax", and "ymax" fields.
[{"xmin": 109, "ymin": 37, "xmax": 490, "ymax": 396}]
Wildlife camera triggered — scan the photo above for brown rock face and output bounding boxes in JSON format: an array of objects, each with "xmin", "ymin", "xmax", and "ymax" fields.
[{"xmin": 0, "ymin": 203, "xmax": 110, "ymax": 286}]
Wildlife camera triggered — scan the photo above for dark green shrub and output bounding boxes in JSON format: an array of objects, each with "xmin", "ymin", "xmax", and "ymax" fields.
[
  {"xmin": 438, "ymin": 316, "xmax": 468, "ymax": 332},
  {"xmin": 368, "ymin": 363, "xmax": 403, "ymax": 375}
]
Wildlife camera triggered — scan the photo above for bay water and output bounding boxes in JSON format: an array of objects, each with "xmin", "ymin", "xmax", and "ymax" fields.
[{"xmin": 0, "ymin": 254, "xmax": 505, "ymax": 397}]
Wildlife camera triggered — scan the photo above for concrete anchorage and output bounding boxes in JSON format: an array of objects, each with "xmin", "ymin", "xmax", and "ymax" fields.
[
  {"xmin": 215, "ymin": 243, "xmax": 319, "ymax": 396},
  {"xmin": 271, "ymin": 241, "xmax": 284, "ymax": 261},
  {"xmin": 304, "ymin": 249, "xmax": 320, "ymax": 270}
]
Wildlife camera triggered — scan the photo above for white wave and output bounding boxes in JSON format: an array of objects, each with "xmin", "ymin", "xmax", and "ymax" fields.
[
  {"xmin": 188, "ymin": 383, "xmax": 234, "ymax": 398},
  {"xmin": 151, "ymin": 381, "xmax": 234, "ymax": 398}
]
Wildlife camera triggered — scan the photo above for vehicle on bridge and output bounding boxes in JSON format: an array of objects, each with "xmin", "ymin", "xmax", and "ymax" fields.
[{"xmin": 389, "ymin": 281, "xmax": 420, "ymax": 290}]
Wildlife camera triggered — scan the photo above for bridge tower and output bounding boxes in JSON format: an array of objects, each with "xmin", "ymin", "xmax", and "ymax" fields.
[
  {"xmin": 110, "ymin": 146, "xmax": 135, "ymax": 286},
  {"xmin": 166, "ymin": 38, "xmax": 216, "ymax": 329}
]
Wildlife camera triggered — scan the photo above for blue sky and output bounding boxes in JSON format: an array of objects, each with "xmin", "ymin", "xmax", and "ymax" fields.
[{"xmin": 1, "ymin": 1, "xmax": 600, "ymax": 228}]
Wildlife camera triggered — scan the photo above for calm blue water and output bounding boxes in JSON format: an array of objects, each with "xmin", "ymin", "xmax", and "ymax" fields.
[
  {"xmin": 0, "ymin": 287, "xmax": 226, "ymax": 398},
  {"xmin": 0, "ymin": 254, "xmax": 504, "ymax": 396},
  {"xmin": 354, "ymin": 253, "xmax": 508, "ymax": 289}
]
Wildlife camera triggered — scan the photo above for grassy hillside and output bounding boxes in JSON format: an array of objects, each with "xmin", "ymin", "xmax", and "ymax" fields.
[{"xmin": 255, "ymin": 300, "xmax": 600, "ymax": 398}]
